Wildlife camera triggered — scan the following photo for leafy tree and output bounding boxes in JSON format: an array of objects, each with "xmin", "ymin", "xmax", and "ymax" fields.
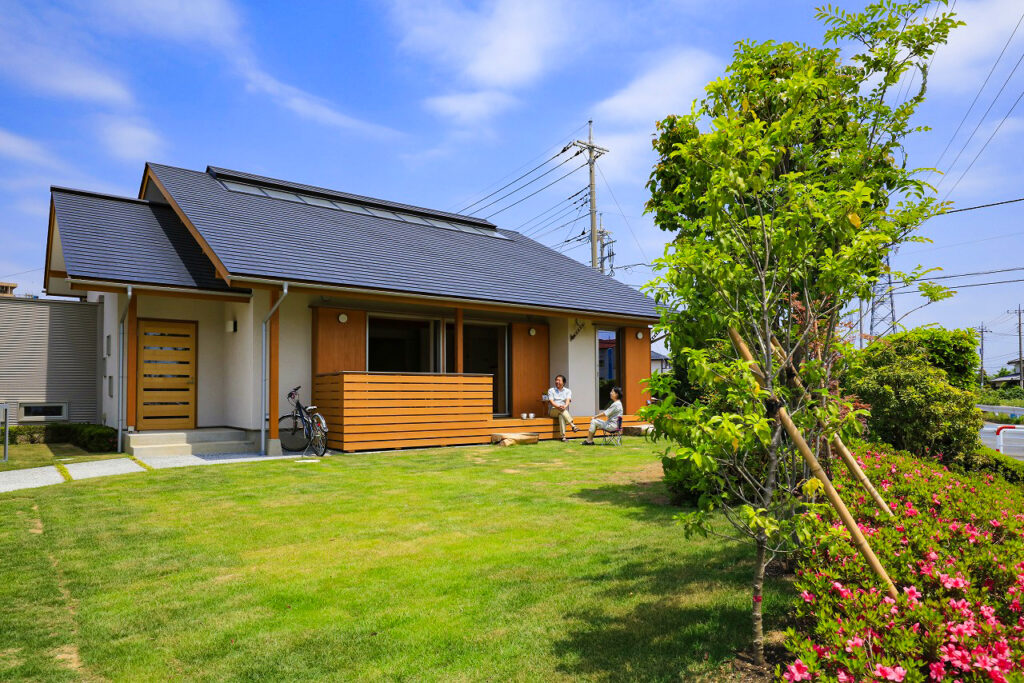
[
  {"xmin": 641, "ymin": 0, "xmax": 960, "ymax": 665},
  {"xmin": 870, "ymin": 327, "xmax": 979, "ymax": 391}
]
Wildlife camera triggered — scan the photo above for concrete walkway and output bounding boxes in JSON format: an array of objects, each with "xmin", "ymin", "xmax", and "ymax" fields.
[{"xmin": 0, "ymin": 452, "xmax": 307, "ymax": 494}]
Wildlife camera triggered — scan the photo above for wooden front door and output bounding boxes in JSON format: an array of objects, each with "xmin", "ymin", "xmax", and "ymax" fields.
[{"xmin": 136, "ymin": 319, "xmax": 197, "ymax": 430}]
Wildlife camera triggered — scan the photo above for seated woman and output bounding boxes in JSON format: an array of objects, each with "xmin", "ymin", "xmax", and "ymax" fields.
[{"xmin": 581, "ymin": 386, "xmax": 623, "ymax": 446}]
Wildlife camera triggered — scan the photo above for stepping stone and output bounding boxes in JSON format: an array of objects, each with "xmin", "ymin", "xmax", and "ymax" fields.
[
  {"xmin": 64, "ymin": 458, "xmax": 145, "ymax": 480},
  {"xmin": 490, "ymin": 432, "xmax": 539, "ymax": 446},
  {"xmin": 0, "ymin": 466, "xmax": 64, "ymax": 493},
  {"xmin": 622, "ymin": 425, "xmax": 654, "ymax": 436}
]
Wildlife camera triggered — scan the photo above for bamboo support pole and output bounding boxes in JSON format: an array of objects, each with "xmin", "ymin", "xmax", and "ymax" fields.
[
  {"xmin": 767, "ymin": 340, "xmax": 894, "ymax": 518},
  {"xmin": 728, "ymin": 327, "xmax": 898, "ymax": 599}
]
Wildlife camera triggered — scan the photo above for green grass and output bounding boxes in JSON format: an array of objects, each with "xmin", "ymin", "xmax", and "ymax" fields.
[
  {"xmin": 0, "ymin": 443, "xmax": 122, "ymax": 472},
  {"xmin": 0, "ymin": 439, "xmax": 789, "ymax": 681}
]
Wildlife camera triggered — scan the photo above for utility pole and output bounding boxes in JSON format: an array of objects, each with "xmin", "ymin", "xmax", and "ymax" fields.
[
  {"xmin": 869, "ymin": 254, "xmax": 896, "ymax": 338},
  {"xmin": 572, "ymin": 120, "xmax": 608, "ymax": 270},
  {"xmin": 1010, "ymin": 305, "xmax": 1024, "ymax": 389},
  {"xmin": 598, "ymin": 214, "xmax": 615, "ymax": 275},
  {"xmin": 976, "ymin": 323, "xmax": 991, "ymax": 390}
]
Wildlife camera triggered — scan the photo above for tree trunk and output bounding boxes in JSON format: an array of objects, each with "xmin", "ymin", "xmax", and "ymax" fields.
[{"xmin": 751, "ymin": 534, "xmax": 767, "ymax": 666}]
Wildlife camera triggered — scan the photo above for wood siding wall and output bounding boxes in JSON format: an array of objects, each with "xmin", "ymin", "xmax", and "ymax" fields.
[
  {"xmin": 311, "ymin": 307, "xmax": 367, "ymax": 381},
  {"xmin": 0, "ymin": 298, "xmax": 100, "ymax": 425},
  {"xmin": 509, "ymin": 322, "xmax": 549, "ymax": 418},
  {"xmin": 622, "ymin": 326, "xmax": 652, "ymax": 414},
  {"xmin": 312, "ymin": 371, "xmax": 647, "ymax": 452}
]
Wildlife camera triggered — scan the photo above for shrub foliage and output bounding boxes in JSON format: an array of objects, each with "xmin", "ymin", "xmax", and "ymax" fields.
[{"xmin": 8, "ymin": 423, "xmax": 117, "ymax": 452}]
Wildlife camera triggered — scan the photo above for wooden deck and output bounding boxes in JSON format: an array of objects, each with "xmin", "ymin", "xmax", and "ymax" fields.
[{"xmin": 313, "ymin": 371, "xmax": 646, "ymax": 452}]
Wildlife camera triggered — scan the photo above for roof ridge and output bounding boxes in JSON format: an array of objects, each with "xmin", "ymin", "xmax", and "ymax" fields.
[
  {"xmin": 51, "ymin": 186, "xmax": 152, "ymax": 205},
  {"xmin": 205, "ymin": 165, "xmax": 495, "ymax": 228}
]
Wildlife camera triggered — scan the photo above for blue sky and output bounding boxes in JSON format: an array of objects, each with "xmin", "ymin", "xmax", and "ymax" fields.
[{"xmin": 1, "ymin": 0, "xmax": 1023, "ymax": 370}]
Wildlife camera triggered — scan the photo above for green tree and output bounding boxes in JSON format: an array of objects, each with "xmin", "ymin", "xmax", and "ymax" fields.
[
  {"xmin": 871, "ymin": 327, "xmax": 979, "ymax": 391},
  {"xmin": 641, "ymin": 0, "xmax": 960, "ymax": 665}
]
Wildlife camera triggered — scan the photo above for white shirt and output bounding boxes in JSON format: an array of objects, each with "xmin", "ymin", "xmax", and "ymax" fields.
[
  {"xmin": 604, "ymin": 399, "xmax": 623, "ymax": 424},
  {"xmin": 548, "ymin": 386, "xmax": 572, "ymax": 407}
]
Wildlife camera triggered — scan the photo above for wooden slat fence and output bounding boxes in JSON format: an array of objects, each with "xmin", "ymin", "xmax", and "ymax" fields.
[{"xmin": 312, "ymin": 371, "xmax": 648, "ymax": 452}]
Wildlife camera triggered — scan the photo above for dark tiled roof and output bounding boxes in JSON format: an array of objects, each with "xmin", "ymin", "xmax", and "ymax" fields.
[
  {"xmin": 651, "ymin": 350, "xmax": 668, "ymax": 360},
  {"xmin": 148, "ymin": 163, "xmax": 659, "ymax": 319},
  {"xmin": 51, "ymin": 188, "xmax": 244, "ymax": 293}
]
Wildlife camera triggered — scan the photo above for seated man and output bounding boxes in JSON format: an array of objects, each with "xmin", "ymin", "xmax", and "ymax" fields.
[
  {"xmin": 547, "ymin": 374, "xmax": 577, "ymax": 442},
  {"xmin": 581, "ymin": 386, "xmax": 624, "ymax": 445}
]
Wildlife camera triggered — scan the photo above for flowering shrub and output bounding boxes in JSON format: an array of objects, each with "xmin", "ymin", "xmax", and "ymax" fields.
[{"xmin": 782, "ymin": 447, "xmax": 1024, "ymax": 682}]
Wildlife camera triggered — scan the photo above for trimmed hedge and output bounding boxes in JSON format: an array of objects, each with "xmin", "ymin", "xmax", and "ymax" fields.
[
  {"xmin": 964, "ymin": 445, "xmax": 1024, "ymax": 485},
  {"xmin": 6, "ymin": 423, "xmax": 117, "ymax": 452}
]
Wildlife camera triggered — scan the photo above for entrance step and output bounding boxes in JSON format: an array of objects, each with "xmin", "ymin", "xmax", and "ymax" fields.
[{"xmin": 126, "ymin": 429, "xmax": 258, "ymax": 457}]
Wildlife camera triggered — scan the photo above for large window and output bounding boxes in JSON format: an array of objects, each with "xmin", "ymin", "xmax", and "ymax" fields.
[
  {"xmin": 597, "ymin": 329, "xmax": 621, "ymax": 408},
  {"xmin": 445, "ymin": 322, "xmax": 509, "ymax": 416},
  {"xmin": 368, "ymin": 317, "xmax": 436, "ymax": 372}
]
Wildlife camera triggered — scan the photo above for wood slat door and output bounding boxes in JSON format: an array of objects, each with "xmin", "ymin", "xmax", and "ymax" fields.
[{"xmin": 136, "ymin": 319, "xmax": 197, "ymax": 430}]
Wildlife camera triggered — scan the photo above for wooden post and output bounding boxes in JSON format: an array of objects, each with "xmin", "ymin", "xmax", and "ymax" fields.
[
  {"xmin": 728, "ymin": 327, "xmax": 898, "ymax": 599},
  {"xmin": 454, "ymin": 308, "xmax": 464, "ymax": 373},
  {"xmin": 768, "ymin": 340, "xmax": 893, "ymax": 518}
]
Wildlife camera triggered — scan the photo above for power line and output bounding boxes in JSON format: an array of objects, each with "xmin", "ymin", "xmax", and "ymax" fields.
[
  {"xmin": 467, "ymin": 149, "xmax": 584, "ymax": 216},
  {"xmin": 943, "ymin": 86, "xmax": 1024, "ymax": 201},
  {"xmin": 0, "ymin": 267, "xmax": 41, "ymax": 280},
  {"xmin": 597, "ymin": 165, "xmax": 648, "ymax": 262},
  {"xmin": 937, "ymin": 46, "xmax": 1024, "ymax": 192},
  {"xmin": 894, "ymin": 276, "xmax": 1024, "ymax": 295},
  {"xmin": 932, "ymin": 8, "xmax": 1024, "ymax": 172},
  {"xmin": 514, "ymin": 187, "xmax": 587, "ymax": 231},
  {"xmin": 446, "ymin": 122, "xmax": 588, "ymax": 211},
  {"xmin": 892, "ymin": 265, "xmax": 1024, "ymax": 289},
  {"xmin": 521, "ymin": 194, "xmax": 589, "ymax": 236},
  {"xmin": 945, "ymin": 196, "xmax": 1024, "ymax": 213},
  {"xmin": 484, "ymin": 162, "xmax": 588, "ymax": 219},
  {"xmin": 524, "ymin": 200, "xmax": 589, "ymax": 239}
]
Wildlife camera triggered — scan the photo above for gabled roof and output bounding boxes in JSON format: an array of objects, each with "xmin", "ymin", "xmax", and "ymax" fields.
[
  {"xmin": 50, "ymin": 188, "xmax": 245, "ymax": 293},
  {"xmin": 144, "ymin": 163, "xmax": 659, "ymax": 320}
]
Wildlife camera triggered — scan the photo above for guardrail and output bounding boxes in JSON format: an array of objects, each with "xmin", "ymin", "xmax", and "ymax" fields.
[
  {"xmin": 996, "ymin": 424, "xmax": 1021, "ymax": 453},
  {"xmin": 978, "ymin": 404, "xmax": 1024, "ymax": 417}
]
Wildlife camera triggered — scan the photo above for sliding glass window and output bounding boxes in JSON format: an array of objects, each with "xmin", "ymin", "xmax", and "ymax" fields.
[
  {"xmin": 445, "ymin": 321, "xmax": 509, "ymax": 415},
  {"xmin": 367, "ymin": 317, "xmax": 436, "ymax": 372}
]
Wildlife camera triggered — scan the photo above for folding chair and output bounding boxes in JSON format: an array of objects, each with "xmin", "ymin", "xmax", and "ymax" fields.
[{"xmin": 599, "ymin": 416, "xmax": 624, "ymax": 446}]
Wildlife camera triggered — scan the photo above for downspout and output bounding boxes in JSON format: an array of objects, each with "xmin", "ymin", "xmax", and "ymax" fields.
[
  {"xmin": 116, "ymin": 286, "xmax": 133, "ymax": 453},
  {"xmin": 260, "ymin": 283, "xmax": 288, "ymax": 455}
]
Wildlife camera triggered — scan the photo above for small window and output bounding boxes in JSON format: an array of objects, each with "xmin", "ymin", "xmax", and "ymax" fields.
[
  {"xmin": 19, "ymin": 402, "xmax": 68, "ymax": 422},
  {"xmin": 262, "ymin": 188, "xmax": 303, "ymax": 202},
  {"xmin": 108, "ymin": 376, "xmax": 114, "ymax": 398},
  {"xmin": 221, "ymin": 180, "xmax": 267, "ymax": 196},
  {"xmin": 301, "ymin": 195, "xmax": 336, "ymax": 208},
  {"xmin": 331, "ymin": 200, "xmax": 373, "ymax": 215},
  {"xmin": 105, "ymin": 334, "xmax": 112, "ymax": 357}
]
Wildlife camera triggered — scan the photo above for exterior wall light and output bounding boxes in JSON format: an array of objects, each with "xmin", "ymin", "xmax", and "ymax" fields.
[
  {"xmin": 337, "ymin": 313, "xmax": 348, "ymax": 323},
  {"xmin": 528, "ymin": 327, "xmax": 536, "ymax": 336},
  {"xmin": 636, "ymin": 330, "xmax": 644, "ymax": 340}
]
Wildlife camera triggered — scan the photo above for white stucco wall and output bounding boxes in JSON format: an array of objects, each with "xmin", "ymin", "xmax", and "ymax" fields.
[
  {"xmin": 277, "ymin": 293, "xmax": 313, "ymax": 413},
  {"xmin": 548, "ymin": 316, "xmax": 598, "ymax": 415},
  {"xmin": 224, "ymin": 295, "xmax": 257, "ymax": 429}
]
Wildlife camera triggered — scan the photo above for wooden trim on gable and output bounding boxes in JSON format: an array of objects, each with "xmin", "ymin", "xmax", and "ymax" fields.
[
  {"xmin": 43, "ymin": 198, "xmax": 56, "ymax": 294},
  {"xmin": 140, "ymin": 164, "xmax": 232, "ymax": 284}
]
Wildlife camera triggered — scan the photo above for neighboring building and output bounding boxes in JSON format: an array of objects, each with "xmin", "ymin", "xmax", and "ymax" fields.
[
  {"xmin": 41, "ymin": 163, "xmax": 657, "ymax": 454},
  {"xmin": 0, "ymin": 297, "xmax": 100, "ymax": 425},
  {"xmin": 0, "ymin": 282, "xmax": 16, "ymax": 297},
  {"xmin": 651, "ymin": 349, "xmax": 670, "ymax": 374}
]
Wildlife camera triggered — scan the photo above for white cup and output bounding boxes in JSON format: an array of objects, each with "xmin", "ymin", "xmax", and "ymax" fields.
[
  {"xmin": 528, "ymin": 413, "xmax": 535, "ymax": 419},
  {"xmin": 521, "ymin": 413, "xmax": 528, "ymax": 419}
]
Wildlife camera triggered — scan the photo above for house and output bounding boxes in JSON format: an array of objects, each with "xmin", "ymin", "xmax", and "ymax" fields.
[
  {"xmin": 0, "ymin": 297, "xmax": 100, "ymax": 425},
  {"xmin": 42, "ymin": 163, "xmax": 658, "ymax": 455},
  {"xmin": 651, "ymin": 349, "xmax": 670, "ymax": 374}
]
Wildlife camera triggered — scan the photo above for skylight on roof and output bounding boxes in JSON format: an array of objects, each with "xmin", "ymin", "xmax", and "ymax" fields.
[{"xmin": 218, "ymin": 179, "xmax": 508, "ymax": 239}]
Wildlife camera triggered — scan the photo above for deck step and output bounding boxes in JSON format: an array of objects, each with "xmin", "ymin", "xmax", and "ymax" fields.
[
  {"xmin": 127, "ymin": 429, "xmax": 250, "ymax": 447},
  {"xmin": 128, "ymin": 439, "xmax": 258, "ymax": 457}
]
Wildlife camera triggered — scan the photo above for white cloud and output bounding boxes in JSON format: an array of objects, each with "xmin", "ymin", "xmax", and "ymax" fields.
[
  {"xmin": 0, "ymin": 4, "xmax": 133, "ymax": 105},
  {"xmin": 96, "ymin": 116, "xmax": 164, "ymax": 162},
  {"xmin": 0, "ymin": 129, "xmax": 66, "ymax": 170},
  {"xmin": 84, "ymin": 0, "xmax": 396, "ymax": 137},
  {"xmin": 424, "ymin": 91, "xmax": 518, "ymax": 127},
  {"xmin": 390, "ymin": 0, "xmax": 569, "ymax": 89},
  {"xmin": 929, "ymin": 0, "xmax": 1024, "ymax": 93},
  {"xmin": 594, "ymin": 49, "xmax": 721, "ymax": 126}
]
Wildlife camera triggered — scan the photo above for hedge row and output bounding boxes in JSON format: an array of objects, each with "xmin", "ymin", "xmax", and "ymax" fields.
[{"xmin": 5, "ymin": 423, "xmax": 118, "ymax": 452}]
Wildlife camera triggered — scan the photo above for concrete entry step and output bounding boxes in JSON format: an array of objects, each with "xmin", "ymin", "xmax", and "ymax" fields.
[
  {"xmin": 126, "ymin": 429, "xmax": 258, "ymax": 457},
  {"xmin": 127, "ymin": 428, "xmax": 252, "ymax": 447}
]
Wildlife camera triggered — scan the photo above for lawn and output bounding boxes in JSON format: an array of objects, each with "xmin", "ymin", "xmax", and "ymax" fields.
[
  {"xmin": 0, "ymin": 443, "xmax": 122, "ymax": 472},
  {"xmin": 0, "ymin": 438, "xmax": 789, "ymax": 681}
]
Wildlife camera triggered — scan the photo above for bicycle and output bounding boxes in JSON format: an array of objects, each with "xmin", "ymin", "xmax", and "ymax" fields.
[{"xmin": 278, "ymin": 386, "xmax": 328, "ymax": 457}]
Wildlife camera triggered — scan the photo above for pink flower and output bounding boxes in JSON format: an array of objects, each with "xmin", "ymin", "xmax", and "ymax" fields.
[
  {"xmin": 903, "ymin": 585, "xmax": 921, "ymax": 603},
  {"xmin": 844, "ymin": 636, "xmax": 863, "ymax": 652},
  {"xmin": 800, "ymin": 591, "xmax": 815, "ymax": 604},
  {"xmin": 752, "ymin": 595, "xmax": 762, "ymax": 604},
  {"xmin": 873, "ymin": 663, "xmax": 907, "ymax": 681},
  {"xmin": 929, "ymin": 661, "xmax": 945, "ymax": 680},
  {"xmin": 837, "ymin": 670, "xmax": 853, "ymax": 682},
  {"xmin": 783, "ymin": 659, "xmax": 811, "ymax": 682}
]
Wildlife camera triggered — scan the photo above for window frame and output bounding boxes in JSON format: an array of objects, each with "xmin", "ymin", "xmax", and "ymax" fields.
[{"xmin": 18, "ymin": 402, "xmax": 69, "ymax": 423}]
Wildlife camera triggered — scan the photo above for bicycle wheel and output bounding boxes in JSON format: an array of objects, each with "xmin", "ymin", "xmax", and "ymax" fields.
[
  {"xmin": 309, "ymin": 421, "xmax": 328, "ymax": 457},
  {"xmin": 278, "ymin": 414, "xmax": 310, "ymax": 452}
]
